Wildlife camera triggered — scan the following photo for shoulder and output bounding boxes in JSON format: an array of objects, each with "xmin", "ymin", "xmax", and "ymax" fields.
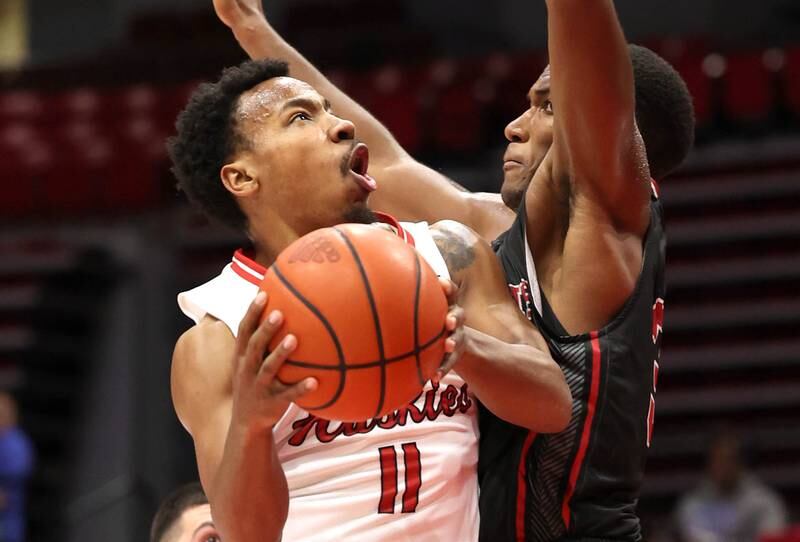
[
  {"xmin": 429, "ymin": 220, "xmax": 496, "ymax": 283},
  {"xmin": 171, "ymin": 317, "xmax": 236, "ymax": 433}
]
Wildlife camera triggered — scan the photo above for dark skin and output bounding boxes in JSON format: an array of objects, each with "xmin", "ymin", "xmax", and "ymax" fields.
[
  {"xmin": 171, "ymin": 78, "xmax": 570, "ymax": 542},
  {"xmin": 215, "ymin": 0, "xmax": 652, "ymax": 336}
]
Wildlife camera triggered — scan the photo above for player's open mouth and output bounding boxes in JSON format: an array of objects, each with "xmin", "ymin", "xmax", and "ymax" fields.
[{"xmin": 348, "ymin": 143, "xmax": 377, "ymax": 192}]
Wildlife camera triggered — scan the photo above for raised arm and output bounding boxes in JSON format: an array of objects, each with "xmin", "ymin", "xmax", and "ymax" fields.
[
  {"xmin": 545, "ymin": 0, "xmax": 650, "ymax": 233},
  {"xmin": 518, "ymin": 0, "xmax": 654, "ymax": 335},
  {"xmin": 171, "ymin": 293, "xmax": 314, "ymax": 542},
  {"xmin": 212, "ymin": 0, "xmax": 514, "ymax": 240},
  {"xmin": 432, "ymin": 221, "xmax": 571, "ymax": 432}
]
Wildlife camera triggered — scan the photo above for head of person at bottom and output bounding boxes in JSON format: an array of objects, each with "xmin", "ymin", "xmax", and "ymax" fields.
[
  {"xmin": 150, "ymin": 482, "xmax": 221, "ymax": 542},
  {"xmin": 707, "ymin": 427, "xmax": 748, "ymax": 495},
  {"xmin": 168, "ymin": 59, "xmax": 378, "ymax": 259},
  {"xmin": 500, "ymin": 44, "xmax": 696, "ymax": 210}
]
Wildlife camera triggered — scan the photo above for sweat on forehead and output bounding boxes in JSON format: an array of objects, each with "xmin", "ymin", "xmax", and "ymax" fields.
[{"xmin": 236, "ymin": 76, "xmax": 318, "ymax": 120}]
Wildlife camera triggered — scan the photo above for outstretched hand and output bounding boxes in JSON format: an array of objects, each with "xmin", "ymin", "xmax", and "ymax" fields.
[{"xmin": 212, "ymin": 0, "xmax": 267, "ymax": 30}]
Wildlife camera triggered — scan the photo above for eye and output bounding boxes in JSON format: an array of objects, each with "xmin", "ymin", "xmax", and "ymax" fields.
[
  {"xmin": 192, "ymin": 526, "xmax": 221, "ymax": 542},
  {"xmin": 541, "ymin": 100, "xmax": 553, "ymax": 114},
  {"xmin": 291, "ymin": 112, "xmax": 312, "ymax": 123}
]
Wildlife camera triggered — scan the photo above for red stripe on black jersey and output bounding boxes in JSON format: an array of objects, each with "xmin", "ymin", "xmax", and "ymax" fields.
[{"xmin": 561, "ymin": 331, "xmax": 601, "ymax": 529}]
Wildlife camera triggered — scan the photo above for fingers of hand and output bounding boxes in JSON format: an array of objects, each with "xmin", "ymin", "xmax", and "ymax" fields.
[
  {"xmin": 276, "ymin": 377, "xmax": 318, "ymax": 403},
  {"xmin": 438, "ymin": 278, "xmax": 459, "ymax": 304},
  {"xmin": 241, "ymin": 308, "xmax": 282, "ymax": 374},
  {"xmin": 236, "ymin": 291, "xmax": 268, "ymax": 354},
  {"xmin": 445, "ymin": 305, "xmax": 465, "ymax": 332},
  {"xmin": 257, "ymin": 333, "xmax": 297, "ymax": 382}
]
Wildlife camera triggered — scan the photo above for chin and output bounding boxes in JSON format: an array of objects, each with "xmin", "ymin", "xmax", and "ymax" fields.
[
  {"xmin": 343, "ymin": 204, "xmax": 378, "ymax": 225},
  {"xmin": 501, "ymin": 187, "xmax": 524, "ymax": 211}
]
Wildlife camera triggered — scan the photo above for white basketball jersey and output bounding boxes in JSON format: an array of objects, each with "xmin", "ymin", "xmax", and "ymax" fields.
[{"xmin": 178, "ymin": 217, "xmax": 479, "ymax": 542}]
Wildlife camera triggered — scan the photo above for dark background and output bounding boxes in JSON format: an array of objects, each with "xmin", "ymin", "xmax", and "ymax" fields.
[{"xmin": 1, "ymin": 0, "xmax": 799, "ymax": 540}]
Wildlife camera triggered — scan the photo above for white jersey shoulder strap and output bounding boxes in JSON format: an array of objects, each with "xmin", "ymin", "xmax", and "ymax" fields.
[
  {"xmin": 400, "ymin": 221, "xmax": 451, "ymax": 282},
  {"xmin": 177, "ymin": 252, "xmax": 263, "ymax": 337}
]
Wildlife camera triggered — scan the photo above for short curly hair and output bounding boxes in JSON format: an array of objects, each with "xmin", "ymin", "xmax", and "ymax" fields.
[
  {"xmin": 630, "ymin": 45, "xmax": 696, "ymax": 180},
  {"xmin": 168, "ymin": 59, "xmax": 290, "ymax": 232}
]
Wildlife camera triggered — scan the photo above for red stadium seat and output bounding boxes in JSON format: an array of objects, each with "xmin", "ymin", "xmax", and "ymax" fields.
[
  {"xmin": 424, "ymin": 59, "xmax": 484, "ymax": 154},
  {"xmin": 0, "ymin": 91, "xmax": 44, "ymax": 124},
  {"xmin": 674, "ymin": 52, "xmax": 714, "ymax": 127},
  {"xmin": 783, "ymin": 46, "xmax": 800, "ymax": 116},
  {"xmin": 364, "ymin": 66, "xmax": 423, "ymax": 153},
  {"xmin": 722, "ymin": 51, "xmax": 774, "ymax": 122}
]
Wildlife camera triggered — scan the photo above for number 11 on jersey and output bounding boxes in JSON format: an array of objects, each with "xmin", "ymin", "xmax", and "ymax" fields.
[{"xmin": 378, "ymin": 442, "xmax": 421, "ymax": 513}]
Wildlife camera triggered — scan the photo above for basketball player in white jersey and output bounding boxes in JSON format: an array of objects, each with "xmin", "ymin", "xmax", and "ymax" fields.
[{"xmin": 167, "ymin": 60, "xmax": 571, "ymax": 542}]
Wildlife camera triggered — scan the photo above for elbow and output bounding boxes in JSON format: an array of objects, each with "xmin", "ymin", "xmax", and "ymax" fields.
[
  {"xmin": 526, "ymin": 369, "xmax": 573, "ymax": 434},
  {"xmin": 550, "ymin": 381, "xmax": 573, "ymax": 433}
]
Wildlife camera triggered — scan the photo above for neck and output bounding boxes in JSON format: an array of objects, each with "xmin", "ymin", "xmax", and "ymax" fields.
[{"xmin": 248, "ymin": 218, "xmax": 302, "ymax": 269}]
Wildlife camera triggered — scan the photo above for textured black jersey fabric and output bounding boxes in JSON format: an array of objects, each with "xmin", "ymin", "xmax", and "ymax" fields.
[{"xmin": 479, "ymin": 189, "xmax": 666, "ymax": 542}]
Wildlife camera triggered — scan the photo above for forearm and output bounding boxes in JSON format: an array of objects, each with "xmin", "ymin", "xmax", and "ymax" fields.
[
  {"xmin": 211, "ymin": 421, "xmax": 288, "ymax": 542},
  {"xmin": 546, "ymin": 0, "xmax": 636, "ymax": 179},
  {"xmin": 457, "ymin": 327, "xmax": 571, "ymax": 432},
  {"xmin": 231, "ymin": 20, "xmax": 408, "ymax": 167}
]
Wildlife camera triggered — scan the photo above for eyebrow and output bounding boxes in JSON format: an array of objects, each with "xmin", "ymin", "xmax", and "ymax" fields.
[
  {"xmin": 529, "ymin": 87, "xmax": 550, "ymax": 103},
  {"xmin": 281, "ymin": 96, "xmax": 331, "ymax": 114},
  {"xmin": 191, "ymin": 521, "xmax": 216, "ymax": 537}
]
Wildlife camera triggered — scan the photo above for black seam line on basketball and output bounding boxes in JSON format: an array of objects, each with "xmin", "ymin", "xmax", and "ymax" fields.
[
  {"xmin": 282, "ymin": 325, "xmax": 447, "ymax": 371},
  {"xmin": 332, "ymin": 226, "xmax": 388, "ymax": 420},
  {"xmin": 272, "ymin": 264, "xmax": 347, "ymax": 411},
  {"xmin": 412, "ymin": 253, "xmax": 425, "ymax": 387}
]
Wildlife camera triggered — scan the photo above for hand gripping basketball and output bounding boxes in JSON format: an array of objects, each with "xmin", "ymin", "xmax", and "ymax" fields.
[
  {"xmin": 435, "ymin": 278, "xmax": 466, "ymax": 382},
  {"xmin": 231, "ymin": 291, "xmax": 318, "ymax": 430}
]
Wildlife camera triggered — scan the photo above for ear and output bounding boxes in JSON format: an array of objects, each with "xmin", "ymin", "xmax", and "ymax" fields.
[{"xmin": 220, "ymin": 160, "xmax": 260, "ymax": 200}]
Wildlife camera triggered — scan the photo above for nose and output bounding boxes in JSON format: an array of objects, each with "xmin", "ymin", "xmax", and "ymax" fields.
[
  {"xmin": 504, "ymin": 111, "xmax": 529, "ymax": 144},
  {"xmin": 329, "ymin": 118, "xmax": 355, "ymax": 143}
]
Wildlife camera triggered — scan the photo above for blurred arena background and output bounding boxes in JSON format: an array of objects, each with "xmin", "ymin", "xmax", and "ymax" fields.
[{"xmin": 0, "ymin": 0, "xmax": 799, "ymax": 540}]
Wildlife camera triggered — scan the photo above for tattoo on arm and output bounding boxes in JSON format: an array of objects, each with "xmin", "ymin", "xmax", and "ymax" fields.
[{"xmin": 432, "ymin": 226, "xmax": 476, "ymax": 276}]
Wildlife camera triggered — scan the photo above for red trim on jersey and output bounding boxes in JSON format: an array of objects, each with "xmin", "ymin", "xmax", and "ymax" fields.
[
  {"xmin": 561, "ymin": 331, "xmax": 602, "ymax": 530},
  {"xmin": 373, "ymin": 212, "xmax": 416, "ymax": 247},
  {"xmin": 515, "ymin": 431, "xmax": 538, "ymax": 542},
  {"xmin": 231, "ymin": 249, "xmax": 265, "ymax": 287},
  {"xmin": 650, "ymin": 179, "xmax": 660, "ymax": 199}
]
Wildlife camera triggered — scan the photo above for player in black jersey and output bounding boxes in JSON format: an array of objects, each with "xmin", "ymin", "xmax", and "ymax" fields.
[
  {"xmin": 211, "ymin": 0, "xmax": 695, "ymax": 540},
  {"xmin": 480, "ymin": 0, "xmax": 693, "ymax": 538}
]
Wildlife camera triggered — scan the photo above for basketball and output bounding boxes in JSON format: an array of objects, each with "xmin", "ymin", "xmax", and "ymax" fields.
[{"xmin": 258, "ymin": 223, "xmax": 448, "ymax": 422}]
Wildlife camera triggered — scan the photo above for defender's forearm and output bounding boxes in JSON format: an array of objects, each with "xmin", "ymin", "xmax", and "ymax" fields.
[{"xmin": 457, "ymin": 327, "xmax": 571, "ymax": 432}]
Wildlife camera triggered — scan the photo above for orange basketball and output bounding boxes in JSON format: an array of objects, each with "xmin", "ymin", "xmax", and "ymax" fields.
[{"xmin": 258, "ymin": 223, "xmax": 448, "ymax": 422}]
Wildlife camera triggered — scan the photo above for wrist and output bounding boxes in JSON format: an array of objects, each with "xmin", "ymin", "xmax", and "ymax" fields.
[
  {"xmin": 232, "ymin": 19, "xmax": 271, "ymax": 44},
  {"xmin": 230, "ymin": 407, "xmax": 277, "ymax": 441},
  {"xmin": 457, "ymin": 327, "xmax": 482, "ymax": 372}
]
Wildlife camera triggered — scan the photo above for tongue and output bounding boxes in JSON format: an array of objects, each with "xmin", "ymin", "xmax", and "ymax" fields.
[{"xmin": 355, "ymin": 173, "xmax": 378, "ymax": 192}]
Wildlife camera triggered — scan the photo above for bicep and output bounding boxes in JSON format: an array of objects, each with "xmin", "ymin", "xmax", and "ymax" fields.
[
  {"xmin": 171, "ymin": 326, "xmax": 235, "ymax": 494},
  {"xmin": 191, "ymin": 398, "xmax": 234, "ymax": 495},
  {"xmin": 461, "ymin": 240, "xmax": 548, "ymax": 352}
]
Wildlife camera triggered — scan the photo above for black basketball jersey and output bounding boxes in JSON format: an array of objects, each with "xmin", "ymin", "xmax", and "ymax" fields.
[{"xmin": 479, "ymin": 185, "xmax": 666, "ymax": 542}]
